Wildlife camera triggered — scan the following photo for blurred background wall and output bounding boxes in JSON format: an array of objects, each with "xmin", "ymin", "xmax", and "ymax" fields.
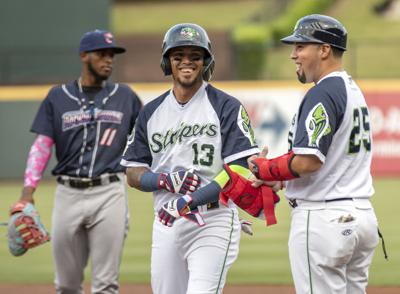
[
  {"xmin": 0, "ymin": 0, "xmax": 111, "ymax": 84},
  {"xmin": 2, "ymin": 0, "xmax": 400, "ymax": 85}
]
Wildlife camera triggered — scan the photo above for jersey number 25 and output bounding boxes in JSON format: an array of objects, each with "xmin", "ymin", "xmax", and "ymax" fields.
[{"xmin": 349, "ymin": 107, "xmax": 371, "ymax": 153}]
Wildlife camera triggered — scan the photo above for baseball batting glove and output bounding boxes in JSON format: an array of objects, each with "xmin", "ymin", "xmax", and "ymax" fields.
[
  {"xmin": 158, "ymin": 195, "xmax": 205, "ymax": 227},
  {"xmin": 7, "ymin": 201, "xmax": 50, "ymax": 256},
  {"xmin": 158, "ymin": 170, "xmax": 201, "ymax": 194}
]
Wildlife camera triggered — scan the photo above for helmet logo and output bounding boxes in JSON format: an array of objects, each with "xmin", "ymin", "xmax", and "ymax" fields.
[{"xmin": 180, "ymin": 27, "xmax": 200, "ymax": 41}]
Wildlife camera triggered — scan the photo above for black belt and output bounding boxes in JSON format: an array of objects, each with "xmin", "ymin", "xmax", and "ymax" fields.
[
  {"xmin": 289, "ymin": 198, "xmax": 353, "ymax": 208},
  {"xmin": 206, "ymin": 201, "xmax": 219, "ymax": 211},
  {"xmin": 57, "ymin": 174, "xmax": 120, "ymax": 189}
]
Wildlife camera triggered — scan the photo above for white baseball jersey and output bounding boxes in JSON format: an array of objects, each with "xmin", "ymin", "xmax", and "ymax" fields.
[
  {"xmin": 121, "ymin": 81, "xmax": 258, "ymax": 294},
  {"xmin": 286, "ymin": 71, "xmax": 379, "ymax": 294},
  {"xmin": 121, "ymin": 81, "xmax": 259, "ymax": 210},
  {"xmin": 286, "ymin": 71, "xmax": 374, "ymax": 201}
]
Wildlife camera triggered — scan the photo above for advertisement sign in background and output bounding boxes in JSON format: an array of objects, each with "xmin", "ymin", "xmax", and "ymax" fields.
[{"xmin": 366, "ymin": 92, "xmax": 400, "ymax": 176}]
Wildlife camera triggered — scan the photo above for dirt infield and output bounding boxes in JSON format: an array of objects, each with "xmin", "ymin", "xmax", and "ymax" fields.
[{"xmin": 0, "ymin": 284, "xmax": 399, "ymax": 294}]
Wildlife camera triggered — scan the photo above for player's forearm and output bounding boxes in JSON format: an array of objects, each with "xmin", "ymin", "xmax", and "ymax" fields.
[
  {"xmin": 126, "ymin": 166, "xmax": 151, "ymax": 191},
  {"xmin": 20, "ymin": 186, "xmax": 36, "ymax": 204},
  {"xmin": 139, "ymin": 170, "xmax": 163, "ymax": 192},
  {"xmin": 189, "ymin": 164, "xmax": 252, "ymax": 208},
  {"xmin": 290, "ymin": 154, "xmax": 322, "ymax": 175},
  {"xmin": 189, "ymin": 181, "xmax": 221, "ymax": 208},
  {"xmin": 22, "ymin": 135, "xmax": 54, "ymax": 202},
  {"xmin": 250, "ymin": 151, "xmax": 322, "ymax": 181}
]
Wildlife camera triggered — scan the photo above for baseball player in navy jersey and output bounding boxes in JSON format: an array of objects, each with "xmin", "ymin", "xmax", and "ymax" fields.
[
  {"xmin": 121, "ymin": 23, "xmax": 260, "ymax": 294},
  {"xmin": 248, "ymin": 15, "xmax": 380, "ymax": 293},
  {"xmin": 17, "ymin": 30, "xmax": 142, "ymax": 293}
]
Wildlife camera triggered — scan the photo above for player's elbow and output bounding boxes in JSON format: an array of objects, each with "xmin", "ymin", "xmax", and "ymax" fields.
[
  {"xmin": 125, "ymin": 168, "xmax": 138, "ymax": 188},
  {"xmin": 125, "ymin": 166, "xmax": 149, "ymax": 190},
  {"xmin": 126, "ymin": 176, "xmax": 135, "ymax": 188}
]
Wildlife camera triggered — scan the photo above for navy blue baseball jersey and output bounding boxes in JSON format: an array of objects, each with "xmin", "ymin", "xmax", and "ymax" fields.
[
  {"xmin": 31, "ymin": 79, "xmax": 142, "ymax": 178},
  {"xmin": 121, "ymin": 82, "xmax": 259, "ymax": 210},
  {"xmin": 286, "ymin": 71, "xmax": 374, "ymax": 201}
]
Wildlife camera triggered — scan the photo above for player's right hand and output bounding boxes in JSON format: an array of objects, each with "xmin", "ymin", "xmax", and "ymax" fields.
[
  {"xmin": 157, "ymin": 195, "xmax": 205, "ymax": 227},
  {"xmin": 158, "ymin": 170, "xmax": 200, "ymax": 194}
]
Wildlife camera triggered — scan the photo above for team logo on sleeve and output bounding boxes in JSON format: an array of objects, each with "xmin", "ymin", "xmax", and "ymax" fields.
[
  {"xmin": 237, "ymin": 105, "xmax": 256, "ymax": 146},
  {"xmin": 305, "ymin": 103, "xmax": 331, "ymax": 147}
]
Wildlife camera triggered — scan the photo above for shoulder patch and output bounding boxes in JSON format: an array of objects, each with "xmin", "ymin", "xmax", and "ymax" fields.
[
  {"xmin": 237, "ymin": 105, "xmax": 256, "ymax": 146},
  {"xmin": 305, "ymin": 102, "xmax": 331, "ymax": 147}
]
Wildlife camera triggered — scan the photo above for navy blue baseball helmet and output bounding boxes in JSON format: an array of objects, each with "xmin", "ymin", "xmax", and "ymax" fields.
[
  {"xmin": 281, "ymin": 14, "xmax": 347, "ymax": 51},
  {"xmin": 79, "ymin": 30, "xmax": 126, "ymax": 54}
]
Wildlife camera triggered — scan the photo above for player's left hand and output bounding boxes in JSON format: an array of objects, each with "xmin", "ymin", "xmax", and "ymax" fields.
[
  {"xmin": 157, "ymin": 195, "xmax": 205, "ymax": 227},
  {"xmin": 251, "ymin": 178, "xmax": 284, "ymax": 191},
  {"xmin": 158, "ymin": 169, "xmax": 201, "ymax": 194},
  {"xmin": 7, "ymin": 201, "xmax": 50, "ymax": 256},
  {"xmin": 248, "ymin": 147, "xmax": 284, "ymax": 191},
  {"xmin": 240, "ymin": 218, "xmax": 253, "ymax": 236}
]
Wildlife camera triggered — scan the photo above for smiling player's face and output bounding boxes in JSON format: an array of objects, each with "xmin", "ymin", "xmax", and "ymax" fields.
[
  {"xmin": 290, "ymin": 43, "xmax": 324, "ymax": 84},
  {"xmin": 169, "ymin": 46, "xmax": 205, "ymax": 89}
]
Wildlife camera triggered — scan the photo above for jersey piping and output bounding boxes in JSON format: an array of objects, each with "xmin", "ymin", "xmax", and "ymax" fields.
[
  {"xmin": 224, "ymin": 148, "xmax": 260, "ymax": 164},
  {"xmin": 62, "ymin": 81, "xmax": 119, "ymax": 177},
  {"xmin": 216, "ymin": 210, "xmax": 235, "ymax": 293}
]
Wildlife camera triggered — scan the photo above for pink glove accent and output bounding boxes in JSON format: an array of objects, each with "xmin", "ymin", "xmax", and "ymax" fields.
[{"xmin": 24, "ymin": 135, "xmax": 54, "ymax": 188}]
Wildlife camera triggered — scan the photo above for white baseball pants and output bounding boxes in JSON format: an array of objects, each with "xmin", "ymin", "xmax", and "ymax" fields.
[
  {"xmin": 151, "ymin": 207, "xmax": 240, "ymax": 294},
  {"xmin": 288, "ymin": 199, "xmax": 379, "ymax": 294}
]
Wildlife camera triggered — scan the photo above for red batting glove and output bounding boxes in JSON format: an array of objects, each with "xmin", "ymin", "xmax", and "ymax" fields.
[{"xmin": 250, "ymin": 151, "xmax": 299, "ymax": 181}]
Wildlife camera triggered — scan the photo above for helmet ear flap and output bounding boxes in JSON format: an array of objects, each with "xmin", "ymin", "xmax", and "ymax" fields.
[
  {"xmin": 160, "ymin": 55, "xmax": 172, "ymax": 76},
  {"xmin": 202, "ymin": 55, "xmax": 215, "ymax": 81}
]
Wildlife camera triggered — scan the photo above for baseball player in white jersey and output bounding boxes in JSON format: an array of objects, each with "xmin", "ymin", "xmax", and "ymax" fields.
[
  {"xmin": 121, "ymin": 23, "xmax": 260, "ymax": 294},
  {"xmin": 248, "ymin": 15, "xmax": 380, "ymax": 293}
]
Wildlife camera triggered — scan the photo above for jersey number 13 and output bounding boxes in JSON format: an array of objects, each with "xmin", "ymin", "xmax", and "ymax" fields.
[{"xmin": 192, "ymin": 143, "xmax": 214, "ymax": 166}]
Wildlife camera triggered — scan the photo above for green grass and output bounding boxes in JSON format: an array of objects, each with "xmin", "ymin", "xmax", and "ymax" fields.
[
  {"xmin": 0, "ymin": 178, "xmax": 399, "ymax": 285},
  {"xmin": 111, "ymin": 0, "xmax": 268, "ymax": 35}
]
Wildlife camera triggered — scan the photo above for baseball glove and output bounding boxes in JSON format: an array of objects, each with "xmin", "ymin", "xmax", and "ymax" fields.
[{"xmin": 7, "ymin": 201, "xmax": 50, "ymax": 256}]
